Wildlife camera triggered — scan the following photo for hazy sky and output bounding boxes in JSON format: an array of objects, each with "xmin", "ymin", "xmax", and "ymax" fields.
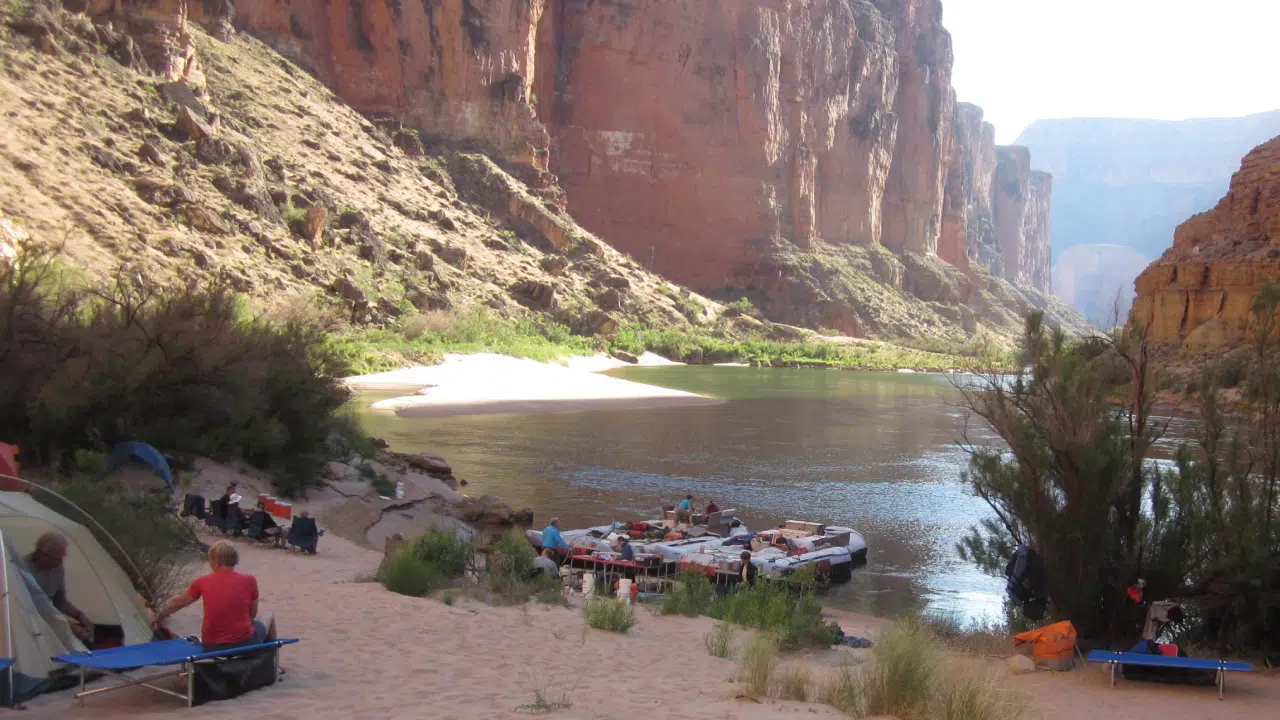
[{"xmin": 946, "ymin": 0, "xmax": 1280, "ymax": 143}]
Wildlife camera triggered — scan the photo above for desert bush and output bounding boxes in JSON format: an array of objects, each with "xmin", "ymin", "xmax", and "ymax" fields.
[
  {"xmin": 862, "ymin": 618, "xmax": 938, "ymax": 718},
  {"xmin": 741, "ymin": 634, "xmax": 779, "ymax": 697},
  {"xmin": 381, "ymin": 548, "xmax": 444, "ymax": 597},
  {"xmin": 408, "ymin": 528, "xmax": 474, "ymax": 579},
  {"xmin": 661, "ymin": 568, "xmax": 716, "ymax": 617},
  {"xmin": 710, "ymin": 580, "xmax": 838, "ymax": 650},
  {"xmin": 32, "ymin": 479, "xmax": 201, "ymax": 608},
  {"xmin": 486, "ymin": 531, "xmax": 538, "ymax": 597},
  {"xmin": 0, "ymin": 242, "xmax": 352, "ymax": 497},
  {"xmin": 582, "ymin": 597, "xmax": 636, "ymax": 633},
  {"xmin": 704, "ymin": 621, "xmax": 736, "ymax": 659}
]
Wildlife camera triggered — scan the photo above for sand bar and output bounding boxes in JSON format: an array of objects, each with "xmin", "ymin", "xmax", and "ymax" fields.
[{"xmin": 346, "ymin": 353, "xmax": 720, "ymax": 418}]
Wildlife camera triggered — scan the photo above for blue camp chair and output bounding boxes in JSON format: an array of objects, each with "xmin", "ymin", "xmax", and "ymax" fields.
[
  {"xmin": 1086, "ymin": 649, "xmax": 1254, "ymax": 699},
  {"xmin": 54, "ymin": 638, "xmax": 298, "ymax": 707}
]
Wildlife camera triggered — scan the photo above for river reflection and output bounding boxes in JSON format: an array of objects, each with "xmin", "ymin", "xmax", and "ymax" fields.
[{"xmin": 349, "ymin": 366, "xmax": 1194, "ymax": 620}]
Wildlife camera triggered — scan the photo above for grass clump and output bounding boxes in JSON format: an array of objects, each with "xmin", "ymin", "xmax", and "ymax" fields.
[
  {"xmin": 582, "ymin": 598, "xmax": 637, "ymax": 633},
  {"xmin": 773, "ymin": 664, "xmax": 811, "ymax": 702},
  {"xmin": 705, "ymin": 621, "xmax": 736, "ymax": 659},
  {"xmin": 863, "ymin": 618, "xmax": 937, "ymax": 718},
  {"xmin": 813, "ymin": 618, "xmax": 1028, "ymax": 719},
  {"xmin": 662, "ymin": 569, "xmax": 716, "ymax": 617},
  {"xmin": 485, "ymin": 531, "xmax": 551, "ymax": 603},
  {"xmin": 741, "ymin": 634, "xmax": 780, "ymax": 697},
  {"xmin": 821, "ymin": 667, "xmax": 862, "ymax": 715}
]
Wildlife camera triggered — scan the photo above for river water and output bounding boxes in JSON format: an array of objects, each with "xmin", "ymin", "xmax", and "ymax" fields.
[{"xmin": 351, "ymin": 366, "xmax": 1197, "ymax": 621}]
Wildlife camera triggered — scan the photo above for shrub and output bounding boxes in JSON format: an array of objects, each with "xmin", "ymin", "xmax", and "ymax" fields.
[
  {"xmin": 0, "ymin": 242, "xmax": 352, "ymax": 497},
  {"xmin": 661, "ymin": 569, "xmax": 716, "ymax": 617},
  {"xmin": 582, "ymin": 597, "xmax": 636, "ymax": 633},
  {"xmin": 741, "ymin": 634, "xmax": 779, "ymax": 697},
  {"xmin": 486, "ymin": 531, "xmax": 537, "ymax": 597},
  {"xmin": 382, "ymin": 548, "xmax": 444, "ymax": 597},
  {"xmin": 705, "ymin": 621, "xmax": 736, "ymax": 659},
  {"xmin": 408, "ymin": 528, "xmax": 473, "ymax": 578},
  {"xmin": 710, "ymin": 581, "xmax": 837, "ymax": 650}
]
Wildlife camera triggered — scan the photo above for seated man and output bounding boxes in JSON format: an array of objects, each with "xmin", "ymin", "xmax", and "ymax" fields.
[
  {"xmin": 151, "ymin": 541, "xmax": 277, "ymax": 651},
  {"xmin": 616, "ymin": 536, "xmax": 635, "ymax": 562},
  {"xmin": 534, "ymin": 549, "xmax": 561, "ymax": 579},
  {"xmin": 24, "ymin": 532, "xmax": 94, "ymax": 644},
  {"xmin": 705, "ymin": 499, "xmax": 719, "ymax": 515},
  {"xmin": 249, "ymin": 500, "xmax": 287, "ymax": 548}
]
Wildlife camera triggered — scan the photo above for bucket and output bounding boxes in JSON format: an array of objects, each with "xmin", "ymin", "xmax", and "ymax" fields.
[
  {"xmin": 618, "ymin": 579, "xmax": 633, "ymax": 604},
  {"xmin": 582, "ymin": 572, "xmax": 595, "ymax": 599},
  {"xmin": 276, "ymin": 501, "xmax": 293, "ymax": 520}
]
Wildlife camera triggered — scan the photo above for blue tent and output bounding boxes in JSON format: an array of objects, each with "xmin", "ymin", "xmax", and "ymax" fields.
[{"xmin": 105, "ymin": 442, "xmax": 174, "ymax": 489}]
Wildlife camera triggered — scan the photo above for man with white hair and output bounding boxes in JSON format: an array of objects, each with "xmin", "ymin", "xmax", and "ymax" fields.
[{"xmin": 24, "ymin": 532, "xmax": 94, "ymax": 643}]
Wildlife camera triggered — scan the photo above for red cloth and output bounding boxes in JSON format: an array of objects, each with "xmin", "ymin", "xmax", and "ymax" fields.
[
  {"xmin": 1127, "ymin": 586, "xmax": 1143, "ymax": 603},
  {"xmin": 187, "ymin": 569, "xmax": 259, "ymax": 645}
]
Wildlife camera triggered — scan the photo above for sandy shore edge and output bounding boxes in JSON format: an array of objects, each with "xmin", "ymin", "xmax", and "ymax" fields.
[{"xmin": 345, "ymin": 352, "xmax": 722, "ymax": 417}]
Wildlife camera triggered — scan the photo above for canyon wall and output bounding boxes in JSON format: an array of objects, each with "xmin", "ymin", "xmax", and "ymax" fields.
[
  {"xmin": 83, "ymin": 0, "xmax": 1060, "ymax": 324},
  {"xmin": 1130, "ymin": 135, "xmax": 1280, "ymax": 344}
]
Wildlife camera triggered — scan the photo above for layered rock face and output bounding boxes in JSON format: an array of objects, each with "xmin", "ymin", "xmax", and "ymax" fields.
[
  {"xmin": 95, "ymin": 0, "xmax": 1061, "ymax": 330},
  {"xmin": 533, "ymin": 0, "xmax": 906, "ymax": 289},
  {"xmin": 1130, "ymin": 136, "xmax": 1280, "ymax": 343}
]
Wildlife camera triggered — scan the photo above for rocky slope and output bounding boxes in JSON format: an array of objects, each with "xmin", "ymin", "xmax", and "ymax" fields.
[
  {"xmin": 1129, "ymin": 135, "xmax": 1280, "ymax": 345},
  {"xmin": 0, "ymin": 1, "xmax": 1086, "ymax": 345},
  {"xmin": 1019, "ymin": 111, "xmax": 1280, "ymax": 325},
  {"xmin": 0, "ymin": 3, "xmax": 722, "ymax": 343}
]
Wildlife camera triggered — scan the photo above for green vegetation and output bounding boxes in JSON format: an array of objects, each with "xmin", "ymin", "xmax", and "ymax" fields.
[
  {"xmin": 815, "ymin": 618, "xmax": 1027, "ymax": 719},
  {"xmin": 741, "ymin": 634, "xmax": 779, "ymax": 697},
  {"xmin": 661, "ymin": 568, "xmax": 717, "ymax": 617},
  {"xmin": 662, "ymin": 569, "xmax": 837, "ymax": 651},
  {"xmin": 704, "ymin": 621, "xmax": 736, "ymax": 659},
  {"xmin": 581, "ymin": 597, "xmax": 637, "ymax": 633},
  {"xmin": 957, "ymin": 288, "xmax": 1280, "ymax": 650},
  {"xmin": 0, "ymin": 242, "xmax": 351, "ymax": 497},
  {"xmin": 332, "ymin": 308, "xmax": 596, "ymax": 375},
  {"xmin": 380, "ymin": 528, "xmax": 474, "ymax": 598}
]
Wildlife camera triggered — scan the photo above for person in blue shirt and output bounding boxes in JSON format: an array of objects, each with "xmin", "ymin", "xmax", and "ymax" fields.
[
  {"xmin": 676, "ymin": 494, "xmax": 694, "ymax": 524},
  {"xmin": 541, "ymin": 518, "xmax": 571, "ymax": 559}
]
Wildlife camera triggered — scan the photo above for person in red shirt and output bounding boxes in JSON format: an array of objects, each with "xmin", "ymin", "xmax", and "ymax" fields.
[{"xmin": 151, "ymin": 541, "xmax": 277, "ymax": 650}]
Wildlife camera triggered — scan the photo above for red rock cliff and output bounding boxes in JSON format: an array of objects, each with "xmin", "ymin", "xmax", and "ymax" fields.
[
  {"xmin": 96, "ymin": 0, "xmax": 1057, "ymax": 312},
  {"xmin": 1130, "ymin": 135, "xmax": 1280, "ymax": 343}
]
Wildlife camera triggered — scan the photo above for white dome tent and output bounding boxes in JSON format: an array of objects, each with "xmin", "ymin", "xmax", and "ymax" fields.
[{"xmin": 0, "ymin": 489, "xmax": 154, "ymax": 705}]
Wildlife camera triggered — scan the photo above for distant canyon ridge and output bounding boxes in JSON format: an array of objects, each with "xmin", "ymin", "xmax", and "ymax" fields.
[{"xmin": 1018, "ymin": 111, "xmax": 1280, "ymax": 327}]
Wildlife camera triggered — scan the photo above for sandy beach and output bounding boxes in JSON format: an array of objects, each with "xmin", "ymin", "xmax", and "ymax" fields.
[
  {"xmin": 346, "ymin": 353, "xmax": 722, "ymax": 418},
  {"xmin": 19, "ymin": 531, "xmax": 1278, "ymax": 719}
]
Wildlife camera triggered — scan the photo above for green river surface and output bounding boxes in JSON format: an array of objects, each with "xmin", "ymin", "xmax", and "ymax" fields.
[{"xmin": 351, "ymin": 366, "xmax": 1196, "ymax": 621}]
